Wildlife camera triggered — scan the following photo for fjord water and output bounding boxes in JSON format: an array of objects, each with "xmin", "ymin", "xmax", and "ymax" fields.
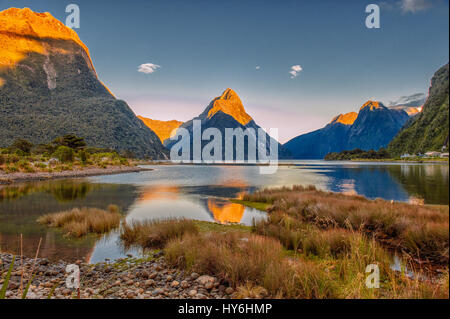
[{"xmin": 0, "ymin": 161, "xmax": 448, "ymax": 263}]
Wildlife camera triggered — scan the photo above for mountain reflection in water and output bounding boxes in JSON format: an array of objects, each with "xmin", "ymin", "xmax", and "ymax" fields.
[{"xmin": 0, "ymin": 162, "xmax": 448, "ymax": 262}]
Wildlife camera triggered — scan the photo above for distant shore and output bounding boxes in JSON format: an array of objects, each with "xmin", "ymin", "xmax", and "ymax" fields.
[
  {"xmin": 0, "ymin": 166, "xmax": 151, "ymax": 184},
  {"xmin": 346, "ymin": 158, "xmax": 449, "ymax": 164}
]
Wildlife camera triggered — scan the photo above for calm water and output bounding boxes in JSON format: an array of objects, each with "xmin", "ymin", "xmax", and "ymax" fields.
[{"xmin": 0, "ymin": 161, "xmax": 448, "ymax": 263}]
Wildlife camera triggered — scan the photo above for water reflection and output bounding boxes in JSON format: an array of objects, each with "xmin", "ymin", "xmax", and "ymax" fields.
[
  {"xmin": 0, "ymin": 181, "xmax": 139, "ymax": 261},
  {"xmin": 0, "ymin": 162, "xmax": 448, "ymax": 262}
]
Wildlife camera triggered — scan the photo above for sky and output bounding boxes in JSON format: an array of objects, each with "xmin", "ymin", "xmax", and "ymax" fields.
[{"xmin": 1, "ymin": 0, "xmax": 449, "ymax": 143}]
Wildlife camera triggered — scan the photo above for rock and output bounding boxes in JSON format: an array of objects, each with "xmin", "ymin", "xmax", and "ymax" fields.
[
  {"xmin": 190, "ymin": 272, "xmax": 200, "ymax": 280},
  {"xmin": 144, "ymin": 279, "xmax": 155, "ymax": 288},
  {"xmin": 225, "ymin": 287, "xmax": 234, "ymax": 295},
  {"xmin": 149, "ymin": 272, "xmax": 157, "ymax": 279},
  {"xmin": 171, "ymin": 280, "xmax": 180, "ymax": 288},
  {"xmin": 196, "ymin": 275, "xmax": 215, "ymax": 287},
  {"xmin": 152, "ymin": 288, "xmax": 164, "ymax": 296},
  {"xmin": 196, "ymin": 293, "xmax": 207, "ymax": 299},
  {"xmin": 188, "ymin": 289, "xmax": 197, "ymax": 297},
  {"xmin": 180, "ymin": 280, "xmax": 190, "ymax": 289}
]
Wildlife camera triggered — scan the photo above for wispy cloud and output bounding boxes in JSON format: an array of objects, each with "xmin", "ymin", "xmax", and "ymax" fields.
[
  {"xmin": 138, "ymin": 63, "xmax": 161, "ymax": 74},
  {"xmin": 380, "ymin": 0, "xmax": 435, "ymax": 13},
  {"xmin": 388, "ymin": 93, "xmax": 426, "ymax": 106},
  {"xmin": 255, "ymin": 66, "xmax": 261, "ymax": 70},
  {"xmin": 289, "ymin": 65, "xmax": 302, "ymax": 79},
  {"xmin": 400, "ymin": 0, "xmax": 434, "ymax": 13}
]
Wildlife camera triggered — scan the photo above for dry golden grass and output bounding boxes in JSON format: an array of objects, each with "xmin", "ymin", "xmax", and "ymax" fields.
[
  {"xmin": 37, "ymin": 205, "xmax": 121, "ymax": 237},
  {"xmin": 119, "ymin": 218, "xmax": 448, "ymax": 299},
  {"xmin": 245, "ymin": 185, "xmax": 449, "ymax": 265},
  {"xmin": 165, "ymin": 231, "xmax": 339, "ymax": 298},
  {"xmin": 120, "ymin": 218, "xmax": 198, "ymax": 248}
]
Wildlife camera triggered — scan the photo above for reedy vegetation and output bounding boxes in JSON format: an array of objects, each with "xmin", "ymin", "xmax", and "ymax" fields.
[
  {"xmin": 244, "ymin": 185, "xmax": 449, "ymax": 265},
  {"xmin": 37, "ymin": 205, "xmax": 122, "ymax": 237},
  {"xmin": 119, "ymin": 215, "xmax": 448, "ymax": 298}
]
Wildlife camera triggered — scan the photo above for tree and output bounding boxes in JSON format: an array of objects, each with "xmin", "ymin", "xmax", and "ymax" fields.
[
  {"xmin": 53, "ymin": 146, "xmax": 74, "ymax": 162},
  {"xmin": 10, "ymin": 139, "xmax": 33, "ymax": 154},
  {"xmin": 53, "ymin": 134, "xmax": 86, "ymax": 149}
]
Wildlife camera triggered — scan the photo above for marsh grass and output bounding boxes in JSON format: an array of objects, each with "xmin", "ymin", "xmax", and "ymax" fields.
[
  {"xmin": 246, "ymin": 185, "xmax": 449, "ymax": 264},
  {"xmin": 120, "ymin": 218, "xmax": 198, "ymax": 248},
  {"xmin": 165, "ymin": 231, "xmax": 339, "ymax": 298},
  {"xmin": 37, "ymin": 206, "xmax": 121, "ymax": 237}
]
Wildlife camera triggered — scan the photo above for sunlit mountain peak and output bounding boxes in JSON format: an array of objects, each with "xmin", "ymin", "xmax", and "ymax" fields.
[{"xmin": 203, "ymin": 88, "xmax": 253, "ymax": 125}]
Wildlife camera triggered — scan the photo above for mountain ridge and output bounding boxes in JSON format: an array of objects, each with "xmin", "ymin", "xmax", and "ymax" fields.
[
  {"xmin": 284, "ymin": 101, "xmax": 409, "ymax": 159},
  {"xmin": 0, "ymin": 8, "xmax": 168, "ymax": 159}
]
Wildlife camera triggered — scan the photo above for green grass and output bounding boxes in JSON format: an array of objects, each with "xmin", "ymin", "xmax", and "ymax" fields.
[
  {"xmin": 229, "ymin": 199, "xmax": 271, "ymax": 211},
  {"xmin": 193, "ymin": 220, "xmax": 251, "ymax": 233}
]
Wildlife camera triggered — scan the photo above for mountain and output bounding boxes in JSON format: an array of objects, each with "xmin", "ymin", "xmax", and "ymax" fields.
[
  {"xmin": 137, "ymin": 116, "xmax": 183, "ymax": 143},
  {"xmin": 165, "ymin": 88, "xmax": 289, "ymax": 160},
  {"xmin": 283, "ymin": 112, "xmax": 357, "ymax": 159},
  {"xmin": 346, "ymin": 101, "xmax": 409, "ymax": 150},
  {"xmin": 388, "ymin": 63, "xmax": 449, "ymax": 155},
  {"xmin": 284, "ymin": 101, "xmax": 409, "ymax": 159},
  {"xmin": 0, "ymin": 8, "xmax": 168, "ymax": 159}
]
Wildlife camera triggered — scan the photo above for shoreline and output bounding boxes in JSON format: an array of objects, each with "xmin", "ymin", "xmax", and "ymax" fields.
[
  {"xmin": 0, "ymin": 252, "xmax": 233, "ymax": 299},
  {"xmin": 0, "ymin": 166, "xmax": 152, "ymax": 185}
]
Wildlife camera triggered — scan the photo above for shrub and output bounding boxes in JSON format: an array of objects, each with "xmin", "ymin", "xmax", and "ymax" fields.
[
  {"xmin": 79, "ymin": 150, "xmax": 88, "ymax": 163},
  {"xmin": 9, "ymin": 139, "xmax": 33, "ymax": 155},
  {"xmin": 53, "ymin": 146, "xmax": 74, "ymax": 163}
]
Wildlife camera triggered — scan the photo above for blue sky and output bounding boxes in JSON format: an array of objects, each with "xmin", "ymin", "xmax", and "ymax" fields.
[{"xmin": 1, "ymin": 0, "xmax": 448, "ymax": 142}]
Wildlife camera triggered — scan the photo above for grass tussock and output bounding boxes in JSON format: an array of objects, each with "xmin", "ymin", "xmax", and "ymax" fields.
[
  {"xmin": 120, "ymin": 218, "xmax": 448, "ymax": 299},
  {"xmin": 120, "ymin": 218, "xmax": 198, "ymax": 248},
  {"xmin": 245, "ymin": 185, "xmax": 449, "ymax": 265},
  {"xmin": 165, "ymin": 231, "xmax": 338, "ymax": 298},
  {"xmin": 37, "ymin": 205, "xmax": 121, "ymax": 237}
]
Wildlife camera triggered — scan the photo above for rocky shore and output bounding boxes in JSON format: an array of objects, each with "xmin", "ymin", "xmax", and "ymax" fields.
[
  {"xmin": 0, "ymin": 166, "xmax": 151, "ymax": 185},
  {"xmin": 0, "ymin": 252, "xmax": 234, "ymax": 299}
]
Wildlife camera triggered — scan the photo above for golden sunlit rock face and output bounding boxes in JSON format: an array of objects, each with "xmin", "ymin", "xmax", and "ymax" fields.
[
  {"xmin": 360, "ymin": 100, "xmax": 383, "ymax": 111},
  {"xmin": 138, "ymin": 116, "xmax": 183, "ymax": 143},
  {"xmin": 331, "ymin": 112, "xmax": 358, "ymax": 125},
  {"xmin": 206, "ymin": 88, "xmax": 253, "ymax": 125},
  {"xmin": 405, "ymin": 107, "xmax": 422, "ymax": 116},
  {"xmin": 0, "ymin": 8, "xmax": 91, "ymax": 67},
  {"xmin": 207, "ymin": 200, "xmax": 245, "ymax": 224},
  {"xmin": 0, "ymin": 77, "xmax": 4, "ymax": 87}
]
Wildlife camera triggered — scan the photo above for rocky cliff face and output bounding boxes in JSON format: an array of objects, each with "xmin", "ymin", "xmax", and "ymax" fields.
[
  {"xmin": 284, "ymin": 101, "xmax": 409, "ymax": 159},
  {"xmin": 137, "ymin": 116, "xmax": 183, "ymax": 143},
  {"xmin": 165, "ymin": 88, "xmax": 289, "ymax": 160},
  {"xmin": 0, "ymin": 8, "xmax": 168, "ymax": 159},
  {"xmin": 389, "ymin": 63, "xmax": 449, "ymax": 155}
]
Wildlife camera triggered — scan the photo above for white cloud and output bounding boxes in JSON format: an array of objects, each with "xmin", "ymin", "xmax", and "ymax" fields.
[
  {"xmin": 256, "ymin": 66, "xmax": 261, "ymax": 70},
  {"xmin": 289, "ymin": 65, "xmax": 302, "ymax": 79},
  {"xmin": 400, "ymin": 0, "xmax": 433, "ymax": 13},
  {"xmin": 138, "ymin": 63, "xmax": 161, "ymax": 74}
]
